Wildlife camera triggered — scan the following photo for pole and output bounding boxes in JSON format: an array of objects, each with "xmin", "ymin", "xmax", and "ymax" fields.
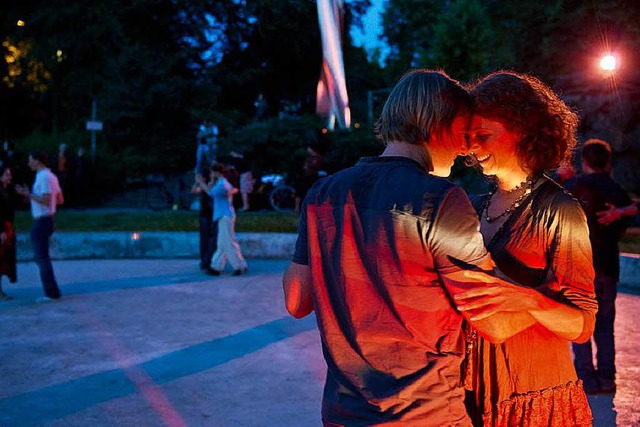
[{"xmin": 90, "ymin": 97, "xmax": 97, "ymax": 161}]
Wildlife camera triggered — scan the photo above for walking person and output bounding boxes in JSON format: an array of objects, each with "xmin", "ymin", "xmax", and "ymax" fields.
[
  {"xmin": 16, "ymin": 150, "xmax": 64, "ymax": 302},
  {"xmin": 564, "ymin": 138, "xmax": 633, "ymax": 394},
  {"xmin": 283, "ymin": 70, "xmax": 534, "ymax": 426},
  {"xmin": 196, "ymin": 163, "xmax": 247, "ymax": 276},
  {"xmin": 0, "ymin": 165, "xmax": 18, "ymax": 300}
]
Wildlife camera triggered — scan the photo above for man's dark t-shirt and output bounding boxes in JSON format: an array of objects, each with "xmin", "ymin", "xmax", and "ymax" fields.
[{"xmin": 292, "ymin": 156, "xmax": 490, "ymax": 426}]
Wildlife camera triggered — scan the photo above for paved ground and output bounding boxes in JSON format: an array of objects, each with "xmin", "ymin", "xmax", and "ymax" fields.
[{"xmin": 0, "ymin": 259, "xmax": 639, "ymax": 426}]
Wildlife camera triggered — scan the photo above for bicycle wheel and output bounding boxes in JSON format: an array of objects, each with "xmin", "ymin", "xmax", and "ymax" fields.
[{"xmin": 269, "ymin": 185, "xmax": 296, "ymax": 212}]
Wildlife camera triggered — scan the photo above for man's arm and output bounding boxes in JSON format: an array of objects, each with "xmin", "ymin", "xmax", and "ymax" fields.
[
  {"xmin": 15, "ymin": 184, "xmax": 51, "ymax": 206},
  {"xmin": 442, "ymin": 269, "xmax": 537, "ymax": 344},
  {"xmin": 283, "ymin": 262, "xmax": 314, "ymax": 319}
]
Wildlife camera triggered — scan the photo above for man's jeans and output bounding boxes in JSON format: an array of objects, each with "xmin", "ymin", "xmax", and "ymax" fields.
[
  {"xmin": 573, "ymin": 274, "xmax": 617, "ymax": 381},
  {"xmin": 31, "ymin": 216, "xmax": 61, "ymax": 298},
  {"xmin": 199, "ymin": 217, "xmax": 218, "ymax": 269}
]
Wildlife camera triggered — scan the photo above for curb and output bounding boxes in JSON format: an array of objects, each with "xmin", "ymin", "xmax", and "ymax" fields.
[
  {"xmin": 16, "ymin": 232, "xmax": 297, "ymax": 261},
  {"xmin": 15, "ymin": 232, "xmax": 639, "ymax": 291}
]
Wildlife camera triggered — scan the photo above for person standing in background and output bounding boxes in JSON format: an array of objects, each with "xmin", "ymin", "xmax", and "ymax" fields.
[
  {"xmin": 51, "ymin": 143, "xmax": 74, "ymax": 206},
  {"xmin": 0, "ymin": 165, "xmax": 18, "ymax": 300},
  {"xmin": 73, "ymin": 147, "xmax": 92, "ymax": 206},
  {"xmin": 253, "ymin": 92, "xmax": 268, "ymax": 120},
  {"xmin": 16, "ymin": 150, "xmax": 64, "ymax": 303},
  {"xmin": 565, "ymin": 138, "xmax": 633, "ymax": 394},
  {"xmin": 228, "ymin": 151, "xmax": 254, "ymax": 212},
  {"xmin": 294, "ymin": 144, "xmax": 324, "ymax": 213},
  {"xmin": 195, "ymin": 119, "xmax": 219, "ymax": 172}
]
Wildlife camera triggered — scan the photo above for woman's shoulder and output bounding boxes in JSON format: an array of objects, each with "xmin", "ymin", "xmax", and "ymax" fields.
[{"xmin": 533, "ymin": 176, "xmax": 583, "ymax": 216}]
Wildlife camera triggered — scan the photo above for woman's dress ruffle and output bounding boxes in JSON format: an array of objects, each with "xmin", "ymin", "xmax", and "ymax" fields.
[{"xmin": 482, "ymin": 380, "xmax": 592, "ymax": 427}]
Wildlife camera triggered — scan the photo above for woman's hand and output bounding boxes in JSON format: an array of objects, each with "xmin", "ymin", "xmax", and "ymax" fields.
[
  {"xmin": 596, "ymin": 203, "xmax": 622, "ymax": 226},
  {"xmin": 454, "ymin": 271, "xmax": 540, "ymax": 321},
  {"xmin": 15, "ymin": 184, "xmax": 29, "ymax": 197}
]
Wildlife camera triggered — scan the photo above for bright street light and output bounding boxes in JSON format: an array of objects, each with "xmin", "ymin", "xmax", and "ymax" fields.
[{"xmin": 599, "ymin": 54, "xmax": 616, "ymax": 72}]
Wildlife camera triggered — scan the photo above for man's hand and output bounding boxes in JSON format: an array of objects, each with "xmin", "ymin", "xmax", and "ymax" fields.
[
  {"xmin": 453, "ymin": 270, "xmax": 540, "ymax": 321},
  {"xmin": 283, "ymin": 262, "xmax": 313, "ymax": 318}
]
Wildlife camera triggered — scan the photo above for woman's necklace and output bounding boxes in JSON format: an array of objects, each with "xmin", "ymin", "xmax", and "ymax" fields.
[{"xmin": 484, "ymin": 179, "xmax": 535, "ymax": 223}]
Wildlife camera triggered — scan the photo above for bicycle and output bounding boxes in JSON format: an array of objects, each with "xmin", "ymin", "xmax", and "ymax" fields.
[{"xmin": 259, "ymin": 174, "xmax": 297, "ymax": 212}]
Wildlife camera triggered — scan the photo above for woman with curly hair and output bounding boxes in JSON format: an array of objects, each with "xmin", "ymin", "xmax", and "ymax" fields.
[{"xmin": 455, "ymin": 71, "xmax": 598, "ymax": 426}]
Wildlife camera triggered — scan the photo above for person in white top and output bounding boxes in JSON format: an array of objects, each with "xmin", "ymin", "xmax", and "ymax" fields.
[{"xmin": 16, "ymin": 150, "xmax": 64, "ymax": 302}]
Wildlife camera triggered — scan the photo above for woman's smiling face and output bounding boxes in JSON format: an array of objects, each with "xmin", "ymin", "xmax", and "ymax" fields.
[
  {"xmin": 428, "ymin": 112, "xmax": 471, "ymax": 177},
  {"xmin": 468, "ymin": 115, "xmax": 523, "ymax": 178}
]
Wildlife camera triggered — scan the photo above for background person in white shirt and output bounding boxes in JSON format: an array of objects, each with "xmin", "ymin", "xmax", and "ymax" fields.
[{"xmin": 16, "ymin": 150, "xmax": 64, "ymax": 302}]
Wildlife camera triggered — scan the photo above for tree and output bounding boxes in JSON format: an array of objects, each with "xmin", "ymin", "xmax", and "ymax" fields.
[
  {"xmin": 381, "ymin": 0, "xmax": 442, "ymax": 79},
  {"xmin": 0, "ymin": 0, "xmax": 223, "ymax": 174},
  {"xmin": 431, "ymin": 0, "xmax": 494, "ymax": 81}
]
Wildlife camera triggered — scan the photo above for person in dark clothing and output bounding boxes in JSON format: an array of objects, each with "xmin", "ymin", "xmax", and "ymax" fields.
[
  {"xmin": 51, "ymin": 143, "xmax": 74, "ymax": 206},
  {"xmin": 294, "ymin": 145, "xmax": 324, "ymax": 213},
  {"xmin": 73, "ymin": 147, "xmax": 93, "ymax": 206},
  {"xmin": 0, "ymin": 165, "xmax": 18, "ymax": 300},
  {"xmin": 192, "ymin": 168, "xmax": 218, "ymax": 275},
  {"xmin": 565, "ymin": 138, "xmax": 633, "ymax": 394}
]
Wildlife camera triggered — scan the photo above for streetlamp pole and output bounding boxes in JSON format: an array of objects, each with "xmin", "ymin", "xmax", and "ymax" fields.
[{"xmin": 89, "ymin": 97, "xmax": 98, "ymax": 161}]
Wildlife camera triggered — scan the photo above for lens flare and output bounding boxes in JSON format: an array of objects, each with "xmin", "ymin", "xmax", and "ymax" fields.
[{"xmin": 599, "ymin": 54, "xmax": 616, "ymax": 71}]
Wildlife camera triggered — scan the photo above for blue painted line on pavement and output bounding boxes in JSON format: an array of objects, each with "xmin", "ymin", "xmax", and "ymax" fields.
[
  {"xmin": 0, "ymin": 314, "xmax": 316, "ymax": 426},
  {"xmin": 0, "ymin": 273, "xmax": 206, "ymax": 309}
]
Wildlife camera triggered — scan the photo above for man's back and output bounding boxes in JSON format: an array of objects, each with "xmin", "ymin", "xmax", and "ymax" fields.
[{"xmin": 293, "ymin": 156, "xmax": 488, "ymax": 426}]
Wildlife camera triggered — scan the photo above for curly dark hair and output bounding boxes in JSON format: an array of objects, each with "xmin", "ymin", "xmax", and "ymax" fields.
[{"xmin": 470, "ymin": 71, "xmax": 579, "ymax": 175}]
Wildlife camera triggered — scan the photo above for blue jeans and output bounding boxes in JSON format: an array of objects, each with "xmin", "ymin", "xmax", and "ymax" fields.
[
  {"xmin": 573, "ymin": 274, "xmax": 617, "ymax": 381},
  {"xmin": 30, "ymin": 216, "xmax": 61, "ymax": 298}
]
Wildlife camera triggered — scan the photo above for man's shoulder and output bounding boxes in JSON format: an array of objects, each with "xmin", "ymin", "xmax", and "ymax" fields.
[{"xmin": 42, "ymin": 168, "xmax": 61, "ymax": 185}]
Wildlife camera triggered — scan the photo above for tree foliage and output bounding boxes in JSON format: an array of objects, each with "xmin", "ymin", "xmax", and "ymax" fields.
[
  {"xmin": 0, "ymin": 0, "xmax": 378, "ymax": 182},
  {"xmin": 2, "ymin": 0, "xmax": 640, "ymax": 195},
  {"xmin": 431, "ymin": 0, "xmax": 494, "ymax": 82}
]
